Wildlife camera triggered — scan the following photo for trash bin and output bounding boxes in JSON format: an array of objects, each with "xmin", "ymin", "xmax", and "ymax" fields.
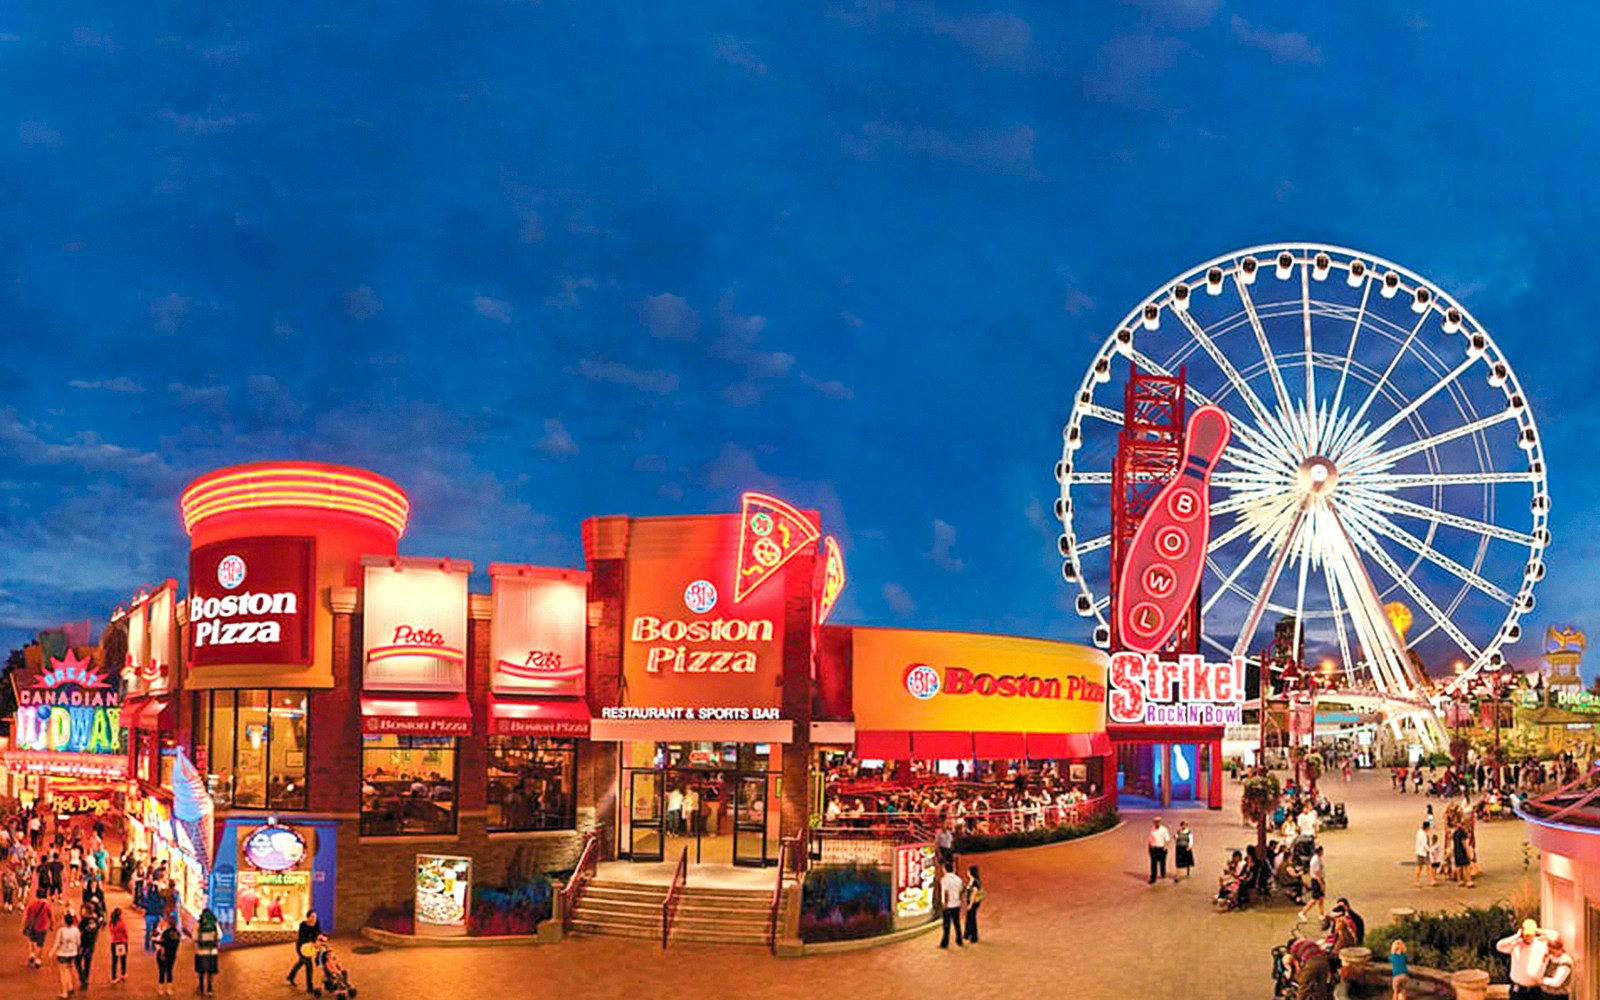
[{"xmin": 1450, "ymin": 968, "xmax": 1489, "ymax": 1000}]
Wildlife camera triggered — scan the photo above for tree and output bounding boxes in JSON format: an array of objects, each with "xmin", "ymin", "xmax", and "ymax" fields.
[
  {"xmin": 1242, "ymin": 773, "xmax": 1282, "ymax": 855},
  {"xmin": 0, "ymin": 647, "xmax": 22, "ymax": 722},
  {"xmin": 1304, "ymin": 751, "xmax": 1325, "ymax": 794}
]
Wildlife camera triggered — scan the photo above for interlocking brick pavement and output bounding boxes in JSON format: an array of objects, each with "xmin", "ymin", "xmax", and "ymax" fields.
[{"xmin": 0, "ymin": 772, "xmax": 1538, "ymax": 999}]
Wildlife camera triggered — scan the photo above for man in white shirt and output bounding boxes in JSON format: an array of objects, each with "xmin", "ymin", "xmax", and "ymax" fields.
[
  {"xmin": 1297, "ymin": 806, "xmax": 1318, "ymax": 840},
  {"xmin": 1413, "ymin": 821, "xmax": 1436, "ymax": 887},
  {"xmin": 937, "ymin": 867, "xmax": 965, "ymax": 948},
  {"xmin": 1497, "ymin": 918, "xmax": 1551, "ymax": 1000},
  {"xmin": 1147, "ymin": 817, "xmax": 1172, "ymax": 884}
]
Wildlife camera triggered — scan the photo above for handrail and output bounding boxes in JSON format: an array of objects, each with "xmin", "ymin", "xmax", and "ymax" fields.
[
  {"xmin": 560, "ymin": 826, "xmax": 605, "ymax": 932},
  {"xmin": 823, "ymin": 795, "xmax": 1116, "ymax": 836},
  {"xmin": 767, "ymin": 832, "xmax": 804, "ymax": 953},
  {"xmin": 661, "ymin": 846, "xmax": 688, "ymax": 949}
]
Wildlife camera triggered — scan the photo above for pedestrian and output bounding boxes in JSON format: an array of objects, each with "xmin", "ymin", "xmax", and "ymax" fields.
[
  {"xmin": 24, "ymin": 888, "xmax": 54, "ymax": 968},
  {"xmin": 1498, "ymin": 919, "xmax": 1551, "ymax": 1000},
  {"xmin": 1336, "ymin": 897, "xmax": 1365, "ymax": 944},
  {"xmin": 1390, "ymin": 939, "xmax": 1409, "ymax": 999},
  {"xmin": 194, "ymin": 907, "xmax": 220, "ymax": 994},
  {"xmin": 52, "ymin": 910, "xmax": 81, "ymax": 999},
  {"xmin": 76, "ymin": 897, "xmax": 100, "ymax": 990},
  {"xmin": 1413, "ymin": 821, "xmax": 1435, "ymax": 887},
  {"xmin": 1146, "ymin": 816, "xmax": 1172, "ymax": 884},
  {"xmin": 107, "ymin": 908, "xmax": 129, "ymax": 985},
  {"xmin": 141, "ymin": 878, "xmax": 162, "ymax": 952},
  {"xmin": 155, "ymin": 916, "xmax": 181, "ymax": 997},
  {"xmin": 2, "ymin": 863, "xmax": 17, "ymax": 912},
  {"xmin": 1173, "ymin": 821, "xmax": 1195, "ymax": 882},
  {"xmin": 935, "ymin": 821, "xmax": 955, "ymax": 870},
  {"xmin": 1542, "ymin": 930, "xmax": 1575, "ymax": 997},
  {"xmin": 962, "ymin": 865, "xmax": 984, "ymax": 943},
  {"xmin": 1452, "ymin": 823, "xmax": 1475, "ymax": 888},
  {"xmin": 936, "ymin": 865, "xmax": 964, "ymax": 949},
  {"xmin": 286, "ymin": 910, "xmax": 320, "ymax": 992},
  {"xmin": 1298, "ymin": 845, "xmax": 1327, "ymax": 923}
]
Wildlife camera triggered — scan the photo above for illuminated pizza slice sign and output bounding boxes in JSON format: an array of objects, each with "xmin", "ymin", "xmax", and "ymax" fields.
[
  {"xmin": 734, "ymin": 492, "xmax": 820, "ymax": 602},
  {"xmin": 817, "ymin": 535, "xmax": 846, "ymax": 624}
]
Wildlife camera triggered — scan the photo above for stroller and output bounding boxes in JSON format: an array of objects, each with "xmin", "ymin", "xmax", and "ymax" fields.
[
  {"xmin": 311, "ymin": 940, "xmax": 358, "ymax": 1000},
  {"xmin": 1321, "ymin": 803, "xmax": 1348, "ymax": 830}
]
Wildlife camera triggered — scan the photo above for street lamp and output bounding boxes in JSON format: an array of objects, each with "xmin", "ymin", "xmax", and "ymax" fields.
[{"xmin": 1479, "ymin": 666, "xmax": 1513, "ymax": 790}]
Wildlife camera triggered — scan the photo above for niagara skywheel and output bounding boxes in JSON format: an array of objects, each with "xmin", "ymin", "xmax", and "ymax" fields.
[{"xmin": 1056, "ymin": 244, "xmax": 1549, "ymax": 736}]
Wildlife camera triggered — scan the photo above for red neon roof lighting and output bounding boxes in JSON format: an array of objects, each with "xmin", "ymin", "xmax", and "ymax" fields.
[{"xmin": 180, "ymin": 462, "xmax": 410, "ymax": 538}]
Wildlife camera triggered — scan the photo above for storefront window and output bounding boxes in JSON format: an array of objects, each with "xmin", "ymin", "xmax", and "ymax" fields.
[
  {"xmin": 197, "ymin": 690, "xmax": 311, "ymax": 810},
  {"xmin": 487, "ymin": 738, "xmax": 576, "ymax": 832},
  {"xmin": 360, "ymin": 735, "xmax": 458, "ymax": 836}
]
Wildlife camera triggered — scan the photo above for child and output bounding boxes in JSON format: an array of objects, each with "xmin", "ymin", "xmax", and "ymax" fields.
[{"xmin": 1390, "ymin": 939, "xmax": 1409, "ymax": 999}]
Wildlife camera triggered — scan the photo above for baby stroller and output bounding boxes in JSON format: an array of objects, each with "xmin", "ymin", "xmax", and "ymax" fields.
[
  {"xmin": 311, "ymin": 940, "xmax": 358, "ymax": 999},
  {"xmin": 1322, "ymin": 803, "xmax": 1348, "ymax": 830}
]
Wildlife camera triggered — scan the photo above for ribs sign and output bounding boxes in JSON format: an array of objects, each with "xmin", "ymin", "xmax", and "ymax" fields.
[{"xmin": 1114, "ymin": 404, "xmax": 1232, "ymax": 654}]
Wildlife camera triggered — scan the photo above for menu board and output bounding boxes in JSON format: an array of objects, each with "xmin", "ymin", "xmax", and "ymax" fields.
[
  {"xmin": 893, "ymin": 843, "xmax": 937, "ymax": 927},
  {"xmin": 415, "ymin": 854, "xmax": 472, "ymax": 935}
]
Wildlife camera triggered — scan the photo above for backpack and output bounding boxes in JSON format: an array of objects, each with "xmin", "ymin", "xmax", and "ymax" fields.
[{"xmin": 28, "ymin": 901, "xmax": 50, "ymax": 934}]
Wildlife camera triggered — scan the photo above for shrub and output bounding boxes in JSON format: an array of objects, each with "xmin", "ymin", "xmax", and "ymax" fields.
[
  {"xmin": 468, "ymin": 877, "xmax": 554, "ymax": 937},
  {"xmin": 951, "ymin": 810, "xmax": 1119, "ymax": 855},
  {"xmin": 365, "ymin": 899, "xmax": 415, "ymax": 936},
  {"xmin": 799, "ymin": 863, "xmax": 893, "ymax": 943},
  {"xmin": 1364, "ymin": 905, "xmax": 1516, "ymax": 981}
]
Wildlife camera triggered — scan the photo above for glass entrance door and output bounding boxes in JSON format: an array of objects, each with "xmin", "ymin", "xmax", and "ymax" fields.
[
  {"xmin": 731, "ymin": 775, "xmax": 769, "ymax": 867},
  {"xmin": 628, "ymin": 770, "xmax": 664, "ymax": 862}
]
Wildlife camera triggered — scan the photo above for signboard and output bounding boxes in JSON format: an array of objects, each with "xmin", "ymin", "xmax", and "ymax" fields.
[
  {"xmin": 125, "ymin": 599, "xmax": 148, "ymax": 692},
  {"xmin": 851, "ymin": 628, "xmax": 1108, "ymax": 735},
  {"xmin": 243, "ymin": 824, "xmax": 307, "ymax": 872},
  {"xmin": 415, "ymin": 854, "xmax": 472, "ymax": 936},
  {"xmin": 188, "ymin": 537, "xmax": 314, "ymax": 667},
  {"xmin": 1107, "ymin": 651, "xmax": 1247, "ymax": 726},
  {"xmin": 489, "ymin": 566, "xmax": 588, "ymax": 696},
  {"xmin": 12, "ymin": 649, "xmax": 123, "ymax": 757},
  {"xmin": 611, "ymin": 513, "xmax": 797, "ymax": 722},
  {"xmin": 816, "ymin": 536, "xmax": 846, "ymax": 626},
  {"xmin": 362, "ymin": 558, "xmax": 470, "ymax": 692},
  {"xmin": 893, "ymin": 843, "xmax": 937, "ymax": 927},
  {"xmin": 145, "ymin": 584, "xmax": 178, "ymax": 695},
  {"xmin": 734, "ymin": 492, "xmax": 820, "ymax": 602}
]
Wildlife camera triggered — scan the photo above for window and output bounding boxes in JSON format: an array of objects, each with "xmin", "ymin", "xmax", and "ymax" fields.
[
  {"xmin": 195, "ymin": 689, "xmax": 310, "ymax": 810},
  {"xmin": 361, "ymin": 735, "xmax": 458, "ymax": 836},
  {"xmin": 487, "ymin": 738, "xmax": 577, "ymax": 832}
]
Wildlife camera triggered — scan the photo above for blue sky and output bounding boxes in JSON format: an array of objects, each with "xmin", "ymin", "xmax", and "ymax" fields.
[{"xmin": 2, "ymin": 2, "xmax": 1598, "ymax": 680}]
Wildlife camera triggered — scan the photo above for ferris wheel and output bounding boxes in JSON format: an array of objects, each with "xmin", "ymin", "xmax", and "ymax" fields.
[{"xmin": 1056, "ymin": 243, "xmax": 1549, "ymax": 702}]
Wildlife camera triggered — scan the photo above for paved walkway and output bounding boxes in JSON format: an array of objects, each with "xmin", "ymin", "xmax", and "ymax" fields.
[{"xmin": 0, "ymin": 771, "xmax": 1535, "ymax": 998}]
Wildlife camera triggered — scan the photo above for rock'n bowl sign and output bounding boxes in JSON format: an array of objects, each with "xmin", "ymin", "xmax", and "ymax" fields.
[{"xmin": 1115, "ymin": 405, "xmax": 1231, "ymax": 653}]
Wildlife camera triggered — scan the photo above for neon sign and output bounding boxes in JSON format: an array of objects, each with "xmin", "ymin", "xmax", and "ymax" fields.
[
  {"xmin": 734, "ymin": 492, "xmax": 819, "ymax": 602},
  {"xmin": 817, "ymin": 536, "xmax": 846, "ymax": 625},
  {"xmin": 1107, "ymin": 651, "xmax": 1246, "ymax": 726},
  {"xmin": 1114, "ymin": 406, "xmax": 1231, "ymax": 653},
  {"xmin": 13, "ymin": 650, "xmax": 124, "ymax": 756},
  {"xmin": 180, "ymin": 463, "xmax": 410, "ymax": 538}
]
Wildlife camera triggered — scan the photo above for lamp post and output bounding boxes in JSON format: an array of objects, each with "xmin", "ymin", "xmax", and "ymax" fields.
[
  {"xmin": 1281, "ymin": 661, "xmax": 1303, "ymax": 788},
  {"xmin": 1481, "ymin": 666, "xmax": 1512, "ymax": 791}
]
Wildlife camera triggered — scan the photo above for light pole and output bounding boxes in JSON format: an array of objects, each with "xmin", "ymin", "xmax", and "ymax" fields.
[{"xmin": 1481, "ymin": 666, "xmax": 1512, "ymax": 791}]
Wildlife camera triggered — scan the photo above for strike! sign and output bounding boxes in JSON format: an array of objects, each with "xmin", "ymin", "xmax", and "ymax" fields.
[{"xmin": 1107, "ymin": 651, "xmax": 1246, "ymax": 726}]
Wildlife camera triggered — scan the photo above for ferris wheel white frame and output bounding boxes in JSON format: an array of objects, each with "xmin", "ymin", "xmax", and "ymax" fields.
[{"xmin": 1056, "ymin": 243, "xmax": 1549, "ymax": 700}]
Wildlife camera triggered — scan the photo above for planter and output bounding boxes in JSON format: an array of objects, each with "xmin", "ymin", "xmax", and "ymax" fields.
[
  {"xmin": 1339, "ymin": 946, "xmax": 1372, "ymax": 979},
  {"xmin": 1450, "ymin": 968, "xmax": 1489, "ymax": 1000}
]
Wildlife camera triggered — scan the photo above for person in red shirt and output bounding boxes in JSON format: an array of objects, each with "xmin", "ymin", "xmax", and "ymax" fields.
[
  {"xmin": 107, "ymin": 907, "xmax": 130, "ymax": 984},
  {"xmin": 22, "ymin": 891, "xmax": 53, "ymax": 967}
]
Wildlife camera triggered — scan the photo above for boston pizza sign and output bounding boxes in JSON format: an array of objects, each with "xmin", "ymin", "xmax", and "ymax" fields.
[{"xmin": 189, "ymin": 537, "xmax": 314, "ymax": 667}]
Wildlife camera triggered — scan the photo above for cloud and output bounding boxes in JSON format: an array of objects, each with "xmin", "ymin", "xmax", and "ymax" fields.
[
  {"xmin": 843, "ymin": 122, "xmax": 1039, "ymax": 177},
  {"xmin": 800, "ymin": 372, "xmax": 854, "ymax": 400},
  {"xmin": 840, "ymin": 310, "xmax": 864, "ymax": 328},
  {"xmin": 882, "ymin": 582, "xmax": 917, "ymax": 617},
  {"xmin": 925, "ymin": 519, "xmax": 965, "ymax": 572},
  {"xmin": 532, "ymin": 417, "xmax": 578, "ymax": 457},
  {"xmin": 544, "ymin": 276, "xmax": 596, "ymax": 309},
  {"xmin": 932, "ymin": 12, "xmax": 1031, "ymax": 66},
  {"xmin": 1085, "ymin": 33, "xmax": 1185, "ymax": 107},
  {"xmin": 714, "ymin": 36, "xmax": 767, "ymax": 75},
  {"xmin": 167, "ymin": 382, "xmax": 228, "ymax": 410},
  {"xmin": 657, "ymin": 483, "xmax": 685, "ymax": 501},
  {"xmin": 19, "ymin": 122, "xmax": 60, "ymax": 149},
  {"xmin": 344, "ymin": 285, "xmax": 383, "ymax": 320},
  {"xmin": 1124, "ymin": 0, "xmax": 1221, "ymax": 29},
  {"xmin": 68, "ymin": 378, "xmax": 145, "ymax": 393},
  {"xmin": 245, "ymin": 375, "xmax": 306, "ymax": 423},
  {"xmin": 703, "ymin": 442, "xmax": 775, "ymax": 493},
  {"xmin": 1230, "ymin": 16, "xmax": 1324, "ymax": 65},
  {"xmin": 575, "ymin": 358, "xmax": 680, "ymax": 394},
  {"xmin": 633, "ymin": 454, "xmax": 669, "ymax": 473},
  {"xmin": 0, "ymin": 408, "xmax": 164, "ymax": 476},
  {"xmin": 635, "ymin": 293, "xmax": 700, "ymax": 341},
  {"xmin": 712, "ymin": 296, "xmax": 795, "ymax": 399},
  {"xmin": 150, "ymin": 293, "xmax": 189, "ymax": 332},
  {"xmin": 157, "ymin": 108, "xmax": 253, "ymax": 136},
  {"xmin": 472, "ymin": 295, "xmax": 513, "ymax": 323}
]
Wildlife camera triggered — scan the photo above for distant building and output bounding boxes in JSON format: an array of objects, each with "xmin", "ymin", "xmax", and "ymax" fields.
[{"xmin": 1544, "ymin": 625, "xmax": 1586, "ymax": 690}]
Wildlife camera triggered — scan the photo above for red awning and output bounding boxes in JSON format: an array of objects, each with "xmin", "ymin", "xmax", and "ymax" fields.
[
  {"xmin": 124, "ymin": 697, "xmax": 175, "ymax": 731},
  {"xmin": 972, "ymin": 732, "xmax": 1027, "ymax": 759},
  {"xmin": 360, "ymin": 694, "xmax": 473, "ymax": 736},
  {"xmin": 854, "ymin": 730, "xmax": 911, "ymax": 759},
  {"xmin": 488, "ymin": 696, "xmax": 589, "ymax": 738},
  {"xmin": 1025, "ymin": 732, "xmax": 1070, "ymax": 758},
  {"xmin": 912, "ymin": 731, "xmax": 974, "ymax": 760},
  {"xmin": 1090, "ymin": 732, "xmax": 1113, "ymax": 756}
]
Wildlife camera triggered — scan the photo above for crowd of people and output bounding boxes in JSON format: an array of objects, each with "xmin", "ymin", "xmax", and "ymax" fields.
[{"xmin": 822, "ymin": 757, "xmax": 1107, "ymax": 839}]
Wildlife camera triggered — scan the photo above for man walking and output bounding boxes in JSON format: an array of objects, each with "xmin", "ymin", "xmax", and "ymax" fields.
[
  {"xmin": 937, "ymin": 866, "xmax": 964, "ymax": 949},
  {"xmin": 1298, "ymin": 845, "xmax": 1327, "ymax": 923},
  {"xmin": 1147, "ymin": 817, "xmax": 1171, "ymax": 885},
  {"xmin": 1414, "ymin": 821, "xmax": 1436, "ymax": 887}
]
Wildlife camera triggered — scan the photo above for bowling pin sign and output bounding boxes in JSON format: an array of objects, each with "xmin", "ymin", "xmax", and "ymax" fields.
[{"xmin": 1114, "ymin": 405, "xmax": 1232, "ymax": 653}]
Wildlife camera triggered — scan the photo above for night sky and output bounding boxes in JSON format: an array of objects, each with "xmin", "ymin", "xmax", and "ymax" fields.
[{"xmin": 2, "ymin": 3, "xmax": 1598, "ymax": 681}]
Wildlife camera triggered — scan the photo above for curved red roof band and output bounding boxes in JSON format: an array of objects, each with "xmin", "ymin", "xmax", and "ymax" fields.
[{"xmin": 180, "ymin": 461, "xmax": 411, "ymax": 538}]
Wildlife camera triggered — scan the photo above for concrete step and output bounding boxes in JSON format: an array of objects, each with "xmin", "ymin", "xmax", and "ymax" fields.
[{"xmin": 569, "ymin": 919, "xmax": 769, "ymax": 946}]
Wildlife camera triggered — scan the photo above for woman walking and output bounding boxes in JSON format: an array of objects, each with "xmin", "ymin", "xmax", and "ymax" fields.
[
  {"xmin": 962, "ymin": 865, "xmax": 985, "ymax": 943},
  {"xmin": 1173, "ymin": 821, "xmax": 1195, "ymax": 882},
  {"xmin": 51, "ymin": 911, "xmax": 81, "ymax": 999},
  {"xmin": 107, "ymin": 908, "xmax": 129, "ymax": 985},
  {"xmin": 194, "ymin": 908, "xmax": 220, "ymax": 995},
  {"xmin": 154, "ymin": 915, "xmax": 181, "ymax": 997}
]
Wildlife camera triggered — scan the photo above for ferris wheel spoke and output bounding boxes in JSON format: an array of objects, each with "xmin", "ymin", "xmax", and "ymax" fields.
[
  {"xmin": 1344, "ymin": 309, "xmax": 1431, "ymax": 433},
  {"xmin": 1123, "ymin": 349, "xmax": 1216, "ymax": 408},
  {"xmin": 1234, "ymin": 275, "xmax": 1296, "ymax": 423},
  {"xmin": 1341, "ymin": 407, "xmax": 1523, "ymax": 475},
  {"xmin": 1212, "ymin": 471, "xmax": 1283, "ymax": 488},
  {"xmin": 1320, "ymin": 508, "xmax": 1430, "ymax": 695},
  {"xmin": 1203, "ymin": 527, "xmax": 1279, "ymax": 616},
  {"xmin": 1230, "ymin": 505, "xmax": 1309, "ymax": 657},
  {"xmin": 1300, "ymin": 264, "xmax": 1318, "ymax": 446},
  {"xmin": 1351, "ymin": 355, "xmax": 1480, "ymax": 456},
  {"xmin": 1324, "ymin": 555, "xmax": 1355, "ymax": 684},
  {"xmin": 1074, "ymin": 533, "xmax": 1111, "ymax": 555},
  {"xmin": 1329, "ymin": 271, "xmax": 1374, "ymax": 424},
  {"xmin": 1207, "ymin": 515, "xmax": 1258, "ymax": 553},
  {"xmin": 1347, "ymin": 489, "xmax": 1536, "ymax": 547},
  {"xmin": 1338, "ymin": 504, "xmax": 1483, "ymax": 660},
  {"xmin": 1352, "ymin": 470, "xmax": 1540, "ymax": 491},
  {"xmin": 1067, "ymin": 471, "xmax": 1114, "ymax": 485},
  {"xmin": 1353, "ymin": 506, "xmax": 1515, "ymax": 605},
  {"xmin": 1081, "ymin": 402, "xmax": 1125, "ymax": 424},
  {"xmin": 1172, "ymin": 307, "xmax": 1295, "ymax": 455}
]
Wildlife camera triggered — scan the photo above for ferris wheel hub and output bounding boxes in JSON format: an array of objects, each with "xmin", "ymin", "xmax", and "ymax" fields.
[{"xmin": 1297, "ymin": 456, "xmax": 1339, "ymax": 496}]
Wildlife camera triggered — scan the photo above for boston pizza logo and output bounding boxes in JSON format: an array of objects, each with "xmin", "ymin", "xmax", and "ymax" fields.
[
  {"xmin": 904, "ymin": 663, "xmax": 941, "ymax": 700},
  {"xmin": 683, "ymin": 579, "xmax": 718, "ymax": 614},
  {"xmin": 216, "ymin": 555, "xmax": 248, "ymax": 590}
]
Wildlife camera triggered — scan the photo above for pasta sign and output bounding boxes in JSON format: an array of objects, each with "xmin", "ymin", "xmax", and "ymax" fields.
[{"xmin": 12, "ymin": 650, "xmax": 123, "ymax": 756}]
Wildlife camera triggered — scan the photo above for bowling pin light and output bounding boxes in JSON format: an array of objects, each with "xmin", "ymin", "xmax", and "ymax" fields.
[{"xmin": 1114, "ymin": 405, "xmax": 1232, "ymax": 654}]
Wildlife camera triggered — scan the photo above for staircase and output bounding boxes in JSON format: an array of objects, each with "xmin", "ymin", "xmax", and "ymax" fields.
[{"xmin": 570, "ymin": 878, "xmax": 784, "ymax": 946}]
